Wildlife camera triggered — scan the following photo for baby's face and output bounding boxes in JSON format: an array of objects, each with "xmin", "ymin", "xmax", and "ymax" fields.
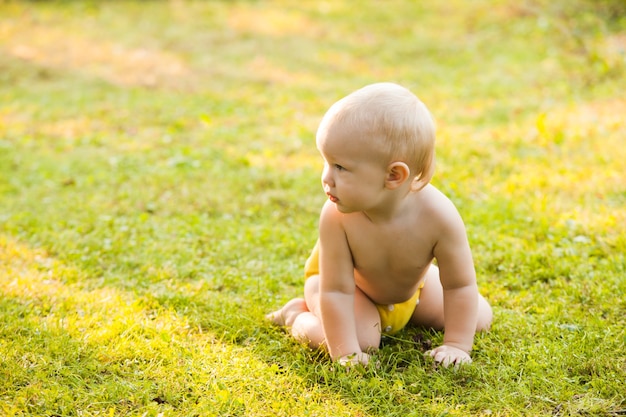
[{"xmin": 316, "ymin": 119, "xmax": 389, "ymax": 213}]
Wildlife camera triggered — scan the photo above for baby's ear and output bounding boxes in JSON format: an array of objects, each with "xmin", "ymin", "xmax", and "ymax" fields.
[{"xmin": 385, "ymin": 162, "xmax": 410, "ymax": 189}]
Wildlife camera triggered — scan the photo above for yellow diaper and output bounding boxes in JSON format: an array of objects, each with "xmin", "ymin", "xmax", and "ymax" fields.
[
  {"xmin": 375, "ymin": 283, "xmax": 424, "ymax": 334},
  {"xmin": 304, "ymin": 242, "xmax": 424, "ymax": 335},
  {"xmin": 304, "ymin": 241, "xmax": 321, "ymax": 279}
]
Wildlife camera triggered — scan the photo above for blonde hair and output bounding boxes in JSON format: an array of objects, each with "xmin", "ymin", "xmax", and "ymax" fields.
[{"xmin": 320, "ymin": 82, "xmax": 435, "ymax": 191}]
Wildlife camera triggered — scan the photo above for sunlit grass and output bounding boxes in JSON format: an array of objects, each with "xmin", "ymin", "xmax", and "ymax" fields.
[
  {"xmin": 0, "ymin": 0, "xmax": 624, "ymax": 415},
  {"xmin": 0, "ymin": 236, "xmax": 366, "ymax": 416}
]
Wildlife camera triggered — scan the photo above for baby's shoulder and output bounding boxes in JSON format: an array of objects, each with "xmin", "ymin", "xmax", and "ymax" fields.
[
  {"xmin": 417, "ymin": 185, "xmax": 457, "ymax": 212},
  {"xmin": 415, "ymin": 185, "xmax": 464, "ymax": 226}
]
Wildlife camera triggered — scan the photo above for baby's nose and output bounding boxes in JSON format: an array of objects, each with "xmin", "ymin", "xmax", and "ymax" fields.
[{"xmin": 321, "ymin": 167, "xmax": 333, "ymax": 187}]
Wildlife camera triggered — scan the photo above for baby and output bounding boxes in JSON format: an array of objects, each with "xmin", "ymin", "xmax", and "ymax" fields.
[{"xmin": 268, "ymin": 82, "xmax": 492, "ymax": 367}]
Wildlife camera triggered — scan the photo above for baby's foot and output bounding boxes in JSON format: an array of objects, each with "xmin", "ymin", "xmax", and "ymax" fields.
[{"xmin": 266, "ymin": 298, "xmax": 308, "ymax": 327}]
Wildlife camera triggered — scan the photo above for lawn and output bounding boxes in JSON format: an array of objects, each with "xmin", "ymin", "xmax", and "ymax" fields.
[{"xmin": 0, "ymin": 0, "xmax": 625, "ymax": 416}]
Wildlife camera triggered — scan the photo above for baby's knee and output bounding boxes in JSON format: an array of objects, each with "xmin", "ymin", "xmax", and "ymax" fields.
[
  {"xmin": 358, "ymin": 330, "xmax": 381, "ymax": 352},
  {"xmin": 291, "ymin": 312, "xmax": 325, "ymax": 349},
  {"xmin": 476, "ymin": 297, "xmax": 493, "ymax": 332}
]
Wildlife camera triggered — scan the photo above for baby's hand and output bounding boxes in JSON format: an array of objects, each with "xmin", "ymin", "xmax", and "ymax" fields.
[
  {"xmin": 426, "ymin": 345, "xmax": 471, "ymax": 368},
  {"xmin": 338, "ymin": 352, "xmax": 370, "ymax": 366}
]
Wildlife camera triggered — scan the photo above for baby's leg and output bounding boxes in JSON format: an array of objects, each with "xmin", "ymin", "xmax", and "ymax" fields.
[
  {"xmin": 410, "ymin": 264, "xmax": 492, "ymax": 331},
  {"xmin": 266, "ymin": 298, "xmax": 308, "ymax": 327},
  {"xmin": 409, "ymin": 265, "xmax": 445, "ymax": 329},
  {"xmin": 291, "ymin": 275, "xmax": 382, "ymax": 352},
  {"xmin": 267, "ymin": 278, "xmax": 327, "ymax": 349},
  {"xmin": 286, "ymin": 276, "xmax": 325, "ymax": 349},
  {"xmin": 267, "ymin": 295, "xmax": 325, "ymax": 349},
  {"xmin": 476, "ymin": 295, "xmax": 493, "ymax": 331}
]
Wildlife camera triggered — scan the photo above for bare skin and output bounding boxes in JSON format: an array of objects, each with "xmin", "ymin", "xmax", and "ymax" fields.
[
  {"xmin": 268, "ymin": 166, "xmax": 493, "ymax": 367},
  {"xmin": 268, "ymin": 260, "xmax": 492, "ymax": 367},
  {"xmin": 268, "ymin": 83, "xmax": 493, "ymax": 367}
]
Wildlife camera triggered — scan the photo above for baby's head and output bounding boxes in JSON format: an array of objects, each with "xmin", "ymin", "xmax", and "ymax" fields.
[{"xmin": 317, "ymin": 82, "xmax": 435, "ymax": 191}]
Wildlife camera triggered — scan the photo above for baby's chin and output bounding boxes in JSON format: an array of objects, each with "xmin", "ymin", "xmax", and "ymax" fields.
[{"xmin": 333, "ymin": 203, "xmax": 356, "ymax": 214}]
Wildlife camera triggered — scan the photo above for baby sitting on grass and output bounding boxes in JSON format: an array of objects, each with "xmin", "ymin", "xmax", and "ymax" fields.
[{"xmin": 268, "ymin": 82, "xmax": 492, "ymax": 367}]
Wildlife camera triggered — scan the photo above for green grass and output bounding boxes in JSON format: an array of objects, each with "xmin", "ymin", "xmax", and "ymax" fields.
[{"xmin": 1, "ymin": 0, "xmax": 625, "ymax": 415}]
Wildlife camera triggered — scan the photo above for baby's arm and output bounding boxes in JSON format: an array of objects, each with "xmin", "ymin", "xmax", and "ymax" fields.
[
  {"xmin": 317, "ymin": 202, "xmax": 364, "ymax": 362},
  {"xmin": 431, "ymin": 204, "xmax": 479, "ymax": 366}
]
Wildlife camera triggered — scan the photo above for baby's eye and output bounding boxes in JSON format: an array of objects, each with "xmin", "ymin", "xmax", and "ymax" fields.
[{"xmin": 334, "ymin": 164, "xmax": 346, "ymax": 171}]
